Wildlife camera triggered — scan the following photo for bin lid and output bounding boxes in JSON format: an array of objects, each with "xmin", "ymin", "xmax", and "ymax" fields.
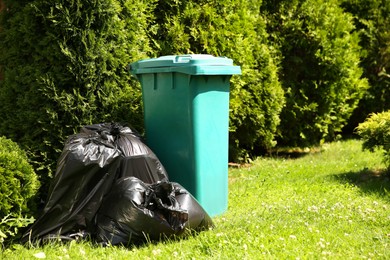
[{"xmin": 130, "ymin": 54, "xmax": 241, "ymax": 75}]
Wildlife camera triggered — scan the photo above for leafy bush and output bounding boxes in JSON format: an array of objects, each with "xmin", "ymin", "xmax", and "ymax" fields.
[
  {"xmin": 0, "ymin": 0, "xmax": 379, "ymax": 178},
  {"xmin": 356, "ymin": 111, "xmax": 390, "ymax": 170},
  {"xmin": 0, "ymin": 0, "xmax": 155, "ymax": 200},
  {"xmin": 0, "ymin": 136, "xmax": 39, "ymax": 243},
  {"xmin": 152, "ymin": 0, "xmax": 284, "ymax": 161},
  {"xmin": 262, "ymin": 0, "xmax": 369, "ymax": 147},
  {"xmin": 340, "ymin": 0, "xmax": 390, "ymax": 132}
]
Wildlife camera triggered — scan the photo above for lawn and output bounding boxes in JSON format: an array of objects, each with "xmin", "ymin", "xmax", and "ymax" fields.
[{"xmin": 1, "ymin": 139, "xmax": 389, "ymax": 259}]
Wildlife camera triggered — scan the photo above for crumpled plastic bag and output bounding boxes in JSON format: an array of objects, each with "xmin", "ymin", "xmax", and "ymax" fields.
[
  {"xmin": 95, "ymin": 177, "xmax": 213, "ymax": 245},
  {"xmin": 22, "ymin": 123, "xmax": 213, "ymax": 244}
]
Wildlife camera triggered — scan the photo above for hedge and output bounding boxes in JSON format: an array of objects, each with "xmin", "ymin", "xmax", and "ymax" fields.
[
  {"xmin": 262, "ymin": 0, "xmax": 369, "ymax": 147},
  {"xmin": 0, "ymin": 0, "xmax": 381, "ymax": 202},
  {"xmin": 0, "ymin": 0, "xmax": 154, "ymax": 200},
  {"xmin": 152, "ymin": 0, "xmax": 284, "ymax": 161},
  {"xmin": 341, "ymin": 0, "xmax": 390, "ymax": 132}
]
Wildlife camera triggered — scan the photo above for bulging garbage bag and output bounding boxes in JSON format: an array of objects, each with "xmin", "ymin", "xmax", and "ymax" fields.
[
  {"xmin": 173, "ymin": 182, "xmax": 214, "ymax": 231},
  {"xmin": 81, "ymin": 123, "xmax": 169, "ymax": 184},
  {"xmin": 22, "ymin": 129, "xmax": 123, "ymax": 242},
  {"xmin": 95, "ymin": 177, "xmax": 214, "ymax": 245},
  {"xmin": 95, "ymin": 177, "xmax": 187, "ymax": 245},
  {"xmin": 22, "ymin": 123, "xmax": 213, "ymax": 244}
]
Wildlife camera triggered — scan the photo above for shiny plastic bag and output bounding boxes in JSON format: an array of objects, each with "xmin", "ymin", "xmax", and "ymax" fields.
[
  {"xmin": 81, "ymin": 123, "xmax": 169, "ymax": 184},
  {"xmin": 95, "ymin": 177, "xmax": 213, "ymax": 245},
  {"xmin": 22, "ymin": 123, "xmax": 213, "ymax": 244}
]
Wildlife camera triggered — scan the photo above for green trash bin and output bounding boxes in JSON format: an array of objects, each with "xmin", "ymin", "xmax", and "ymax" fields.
[{"xmin": 130, "ymin": 54, "xmax": 241, "ymax": 216}]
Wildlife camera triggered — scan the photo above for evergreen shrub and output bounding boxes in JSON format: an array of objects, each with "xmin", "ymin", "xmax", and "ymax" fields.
[
  {"xmin": 263, "ymin": 0, "xmax": 369, "ymax": 147},
  {"xmin": 0, "ymin": 0, "xmax": 155, "ymax": 199},
  {"xmin": 341, "ymin": 0, "xmax": 390, "ymax": 132},
  {"xmin": 356, "ymin": 111, "xmax": 390, "ymax": 170},
  {"xmin": 152, "ymin": 0, "xmax": 284, "ymax": 161},
  {"xmin": 0, "ymin": 136, "xmax": 39, "ymax": 244}
]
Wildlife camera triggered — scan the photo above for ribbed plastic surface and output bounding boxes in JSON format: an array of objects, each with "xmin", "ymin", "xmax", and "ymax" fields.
[
  {"xmin": 130, "ymin": 55, "xmax": 241, "ymax": 216},
  {"xmin": 130, "ymin": 54, "xmax": 241, "ymax": 75}
]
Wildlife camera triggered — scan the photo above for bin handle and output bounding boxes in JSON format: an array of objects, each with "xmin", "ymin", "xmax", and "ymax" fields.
[{"xmin": 175, "ymin": 55, "xmax": 192, "ymax": 63}]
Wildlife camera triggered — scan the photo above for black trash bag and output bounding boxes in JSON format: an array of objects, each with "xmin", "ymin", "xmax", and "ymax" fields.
[
  {"xmin": 21, "ymin": 130, "xmax": 123, "ymax": 242},
  {"xmin": 22, "ymin": 123, "xmax": 169, "ymax": 242},
  {"xmin": 95, "ymin": 177, "xmax": 214, "ymax": 245},
  {"xmin": 173, "ymin": 183, "xmax": 214, "ymax": 232},
  {"xmin": 21, "ymin": 123, "xmax": 213, "ymax": 244},
  {"xmin": 81, "ymin": 123, "xmax": 169, "ymax": 184}
]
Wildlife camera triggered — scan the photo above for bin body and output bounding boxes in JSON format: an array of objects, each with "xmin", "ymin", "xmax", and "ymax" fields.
[{"xmin": 130, "ymin": 55, "xmax": 241, "ymax": 216}]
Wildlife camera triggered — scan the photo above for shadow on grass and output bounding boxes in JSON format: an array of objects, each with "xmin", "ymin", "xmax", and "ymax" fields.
[
  {"xmin": 265, "ymin": 147, "xmax": 323, "ymax": 160},
  {"xmin": 333, "ymin": 168, "xmax": 390, "ymax": 201}
]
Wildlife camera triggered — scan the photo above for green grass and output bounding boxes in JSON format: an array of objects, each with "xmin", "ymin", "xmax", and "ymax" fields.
[{"xmin": 1, "ymin": 139, "xmax": 389, "ymax": 259}]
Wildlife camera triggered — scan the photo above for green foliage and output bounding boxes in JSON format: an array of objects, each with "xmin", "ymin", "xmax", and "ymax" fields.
[
  {"xmin": 341, "ymin": 0, "xmax": 390, "ymax": 132},
  {"xmin": 152, "ymin": 0, "xmax": 284, "ymax": 161},
  {"xmin": 0, "ymin": 0, "xmax": 155, "ymax": 199},
  {"xmin": 263, "ymin": 0, "xmax": 369, "ymax": 147},
  {"xmin": 0, "ymin": 136, "xmax": 39, "ymax": 243},
  {"xmin": 0, "ymin": 0, "xmax": 385, "ymax": 174},
  {"xmin": 356, "ymin": 111, "xmax": 390, "ymax": 169}
]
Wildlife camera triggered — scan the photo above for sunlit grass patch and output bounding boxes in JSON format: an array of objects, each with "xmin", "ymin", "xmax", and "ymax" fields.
[{"xmin": 1, "ymin": 139, "xmax": 389, "ymax": 259}]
